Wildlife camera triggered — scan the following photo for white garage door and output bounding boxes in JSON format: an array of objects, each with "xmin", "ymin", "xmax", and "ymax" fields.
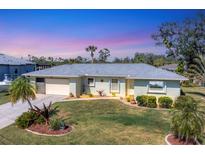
[{"xmin": 45, "ymin": 78, "xmax": 69, "ymax": 95}]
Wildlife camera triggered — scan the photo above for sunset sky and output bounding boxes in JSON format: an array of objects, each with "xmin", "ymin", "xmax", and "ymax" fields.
[{"xmin": 0, "ymin": 10, "xmax": 201, "ymax": 59}]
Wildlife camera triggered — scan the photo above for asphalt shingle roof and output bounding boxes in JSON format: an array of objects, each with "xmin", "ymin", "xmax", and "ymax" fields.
[
  {"xmin": 24, "ymin": 63, "xmax": 187, "ymax": 81},
  {"xmin": 0, "ymin": 54, "xmax": 34, "ymax": 65}
]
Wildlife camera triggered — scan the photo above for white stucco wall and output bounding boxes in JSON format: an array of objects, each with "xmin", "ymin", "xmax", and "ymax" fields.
[
  {"xmin": 134, "ymin": 79, "xmax": 181, "ymax": 100},
  {"xmin": 30, "ymin": 76, "xmax": 181, "ymax": 99},
  {"xmin": 84, "ymin": 77, "xmax": 126, "ymax": 97},
  {"xmin": 69, "ymin": 77, "xmax": 81, "ymax": 97}
]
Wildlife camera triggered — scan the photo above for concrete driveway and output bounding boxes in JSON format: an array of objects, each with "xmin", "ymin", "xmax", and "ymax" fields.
[{"xmin": 0, "ymin": 94, "xmax": 65, "ymax": 129}]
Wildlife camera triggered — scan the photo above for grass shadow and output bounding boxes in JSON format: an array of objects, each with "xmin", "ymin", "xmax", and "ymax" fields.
[{"xmin": 185, "ymin": 91, "xmax": 205, "ymax": 98}]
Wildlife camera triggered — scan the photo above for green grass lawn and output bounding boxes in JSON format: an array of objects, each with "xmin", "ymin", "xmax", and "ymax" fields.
[
  {"xmin": 1, "ymin": 86, "xmax": 205, "ymax": 145},
  {"xmin": 0, "ymin": 91, "xmax": 10, "ymax": 105},
  {"xmin": 182, "ymin": 86, "xmax": 205, "ymax": 110},
  {"xmin": 0, "ymin": 99, "xmax": 170, "ymax": 145}
]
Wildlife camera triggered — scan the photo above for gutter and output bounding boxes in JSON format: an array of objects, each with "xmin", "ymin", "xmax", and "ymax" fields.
[
  {"xmin": 22, "ymin": 74, "xmax": 80, "ymax": 78},
  {"xmin": 23, "ymin": 73, "xmax": 188, "ymax": 81}
]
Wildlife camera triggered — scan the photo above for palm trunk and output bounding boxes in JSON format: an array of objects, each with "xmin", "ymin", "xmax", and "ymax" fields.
[
  {"xmin": 27, "ymin": 99, "xmax": 33, "ymax": 110},
  {"xmin": 91, "ymin": 52, "xmax": 94, "ymax": 63}
]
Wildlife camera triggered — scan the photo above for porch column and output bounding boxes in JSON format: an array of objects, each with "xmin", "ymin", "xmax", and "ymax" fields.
[{"xmin": 119, "ymin": 79, "xmax": 126, "ymax": 97}]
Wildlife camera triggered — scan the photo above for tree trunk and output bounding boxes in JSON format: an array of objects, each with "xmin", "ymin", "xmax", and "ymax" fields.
[
  {"xmin": 91, "ymin": 52, "xmax": 94, "ymax": 63},
  {"xmin": 27, "ymin": 99, "xmax": 33, "ymax": 110}
]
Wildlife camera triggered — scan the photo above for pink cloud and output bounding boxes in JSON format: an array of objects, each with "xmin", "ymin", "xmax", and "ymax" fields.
[{"xmin": 0, "ymin": 32, "xmax": 155, "ymax": 58}]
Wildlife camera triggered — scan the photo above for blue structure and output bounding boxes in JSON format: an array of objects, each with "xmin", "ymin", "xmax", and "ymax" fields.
[{"xmin": 0, "ymin": 54, "xmax": 35, "ymax": 81}]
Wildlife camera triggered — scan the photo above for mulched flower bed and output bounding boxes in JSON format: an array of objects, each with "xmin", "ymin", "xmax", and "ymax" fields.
[
  {"xmin": 167, "ymin": 134, "xmax": 197, "ymax": 145},
  {"xmin": 27, "ymin": 123, "xmax": 72, "ymax": 136}
]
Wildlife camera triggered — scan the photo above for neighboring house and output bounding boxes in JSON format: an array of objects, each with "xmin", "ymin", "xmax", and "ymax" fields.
[
  {"xmin": 0, "ymin": 54, "xmax": 35, "ymax": 81},
  {"xmin": 23, "ymin": 63, "xmax": 187, "ymax": 100},
  {"xmin": 36, "ymin": 63, "xmax": 52, "ymax": 71},
  {"xmin": 159, "ymin": 64, "xmax": 178, "ymax": 72}
]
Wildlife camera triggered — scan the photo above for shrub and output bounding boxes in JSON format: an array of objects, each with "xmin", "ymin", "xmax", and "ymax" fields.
[
  {"xmin": 31, "ymin": 102, "xmax": 54, "ymax": 125},
  {"xmin": 136, "ymin": 95, "xmax": 157, "ymax": 108},
  {"xmin": 171, "ymin": 96, "xmax": 204, "ymax": 143},
  {"xmin": 136, "ymin": 96, "xmax": 143, "ymax": 105},
  {"xmin": 112, "ymin": 92, "xmax": 116, "ymax": 97},
  {"xmin": 88, "ymin": 93, "xmax": 93, "ymax": 97},
  {"xmin": 49, "ymin": 118, "xmax": 65, "ymax": 130},
  {"xmin": 147, "ymin": 96, "xmax": 157, "ymax": 108},
  {"xmin": 96, "ymin": 90, "xmax": 104, "ymax": 96},
  {"xmin": 15, "ymin": 111, "xmax": 38, "ymax": 129},
  {"xmin": 126, "ymin": 95, "xmax": 134, "ymax": 102},
  {"xmin": 69, "ymin": 92, "xmax": 74, "ymax": 97},
  {"xmin": 126, "ymin": 96, "xmax": 131, "ymax": 102},
  {"xmin": 35, "ymin": 115, "xmax": 45, "ymax": 124},
  {"xmin": 158, "ymin": 96, "xmax": 173, "ymax": 108},
  {"xmin": 136, "ymin": 95, "xmax": 148, "ymax": 106}
]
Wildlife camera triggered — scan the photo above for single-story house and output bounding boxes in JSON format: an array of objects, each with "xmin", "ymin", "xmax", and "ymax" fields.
[
  {"xmin": 0, "ymin": 53, "xmax": 35, "ymax": 81},
  {"xmin": 159, "ymin": 64, "xmax": 178, "ymax": 72},
  {"xmin": 23, "ymin": 63, "xmax": 187, "ymax": 100}
]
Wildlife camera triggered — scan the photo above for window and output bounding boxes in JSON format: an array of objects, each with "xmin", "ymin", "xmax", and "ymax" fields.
[
  {"xmin": 111, "ymin": 79, "xmax": 119, "ymax": 92},
  {"xmin": 88, "ymin": 78, "xmax": 95, "ymax": 86},
  {"xmin": 100, "ymin": 79, "xmax": 104, "ymax": 82},
  {"xmin": 148, "ymin": 81, "xmax": 166, "ymax": 93},
  {"xmin": 36, "ymin": 78, "xmax": 45, "ymax": 83}
]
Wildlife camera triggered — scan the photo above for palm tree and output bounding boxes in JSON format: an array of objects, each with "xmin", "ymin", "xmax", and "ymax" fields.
[
  {"xmin": 10, "ymin": 76, "xmax": 36, "ymax": 109},
  {"xmin": 85, "ymin": 45, "xmax": 97, "ymax": 63},
  {"xmin": 171, "ymin": 96, "xmax": 204, "ymax": 143},
  {"xmin": 188, "ymin": 53, "xmax": 205, "ymax": 85}
]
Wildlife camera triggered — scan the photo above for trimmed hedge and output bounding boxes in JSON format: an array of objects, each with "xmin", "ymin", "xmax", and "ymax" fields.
[
  {"xmin": 136, "ymin": 95, "xmax": 147, "ymax": 106},
  {"xmin": 147, "ymin": 96, "xmax": 157, "ymax": 108},
  {"xmin": 136, "ymin": 95, "xmax": 157, "ymax": 108},
  {"xmin": 158, "ymin": 96, "xmax": 173, "ymax": 108}
]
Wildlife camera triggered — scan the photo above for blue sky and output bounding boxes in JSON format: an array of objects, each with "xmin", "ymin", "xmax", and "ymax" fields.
[{"xmin": 0, "ymin": 9, "xmax": 202, "ymax": 58}]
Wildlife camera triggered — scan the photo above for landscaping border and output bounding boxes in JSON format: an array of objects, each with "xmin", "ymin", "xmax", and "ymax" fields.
[
  {"xmin": 165, "ymin": 134, "xmax": 172, "ymax": 145},
  {"xmin": 25, "ymin": 126, "xmax": 73, "ymax": 137},
  {"xmin": 59, "ymin": 97, "xmax": 171, "ymax": 111},
  {"xmin": 165, "ymin": 133, "xmax": 201, "ymax": 145},
  {"xmin": 119, "ymin": 99, "xmax": 171, "ymax": 111}
]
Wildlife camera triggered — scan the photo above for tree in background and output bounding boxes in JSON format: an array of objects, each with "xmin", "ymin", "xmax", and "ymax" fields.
[
  {"xmin": 152, "ymin": 13, "xmax": 205, "ymax": 80},
  {"xmin": 176, "ymin": 61, "xmax": 185, "ymax": 75},
  {"xmin": 85, "ymin": 45, "xmax": 98, "ymax": 63},
  {"xmin": 98, "ymin": 48, "xmax": 111, "ymax": 63},
  {"xmin": 113, "ymin": 57, "xmax": 123, "ymax": 63},
  {"xmin": 112, "ymin": 52, "xmax": 175, "ymax": 66},
  {"xmin": 28, "ymin": 55, "xmax": 88, "ymax": 66},
  {"xmin": 153, "ymin": 57, "xmax": 167, "ymax": 67}
]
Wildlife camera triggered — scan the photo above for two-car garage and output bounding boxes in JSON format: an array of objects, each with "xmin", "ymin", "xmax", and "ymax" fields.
[{"xmin": 36, "ymin": 78, "xmax": 70, "ymax": 95}]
